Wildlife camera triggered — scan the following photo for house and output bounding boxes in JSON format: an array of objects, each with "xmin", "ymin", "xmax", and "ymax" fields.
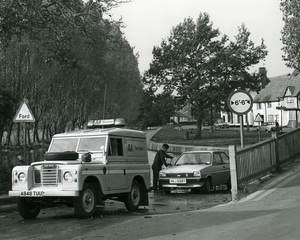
[
  {"xmin": 221, "ymin": 67, "xmax": 270, "ymax": 126},
  {"xmin": 170, "ymin": 104, "xmax": 196, "ymax": 123},
  {"xmin": 253, "ymin": 72, "xmax": 300, "ymax": 128}
]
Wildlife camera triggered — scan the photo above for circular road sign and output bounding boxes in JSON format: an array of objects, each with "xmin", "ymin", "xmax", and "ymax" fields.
[{"xmin": 227, "ymin": 90, "xmax": 253, "ymax": 115}]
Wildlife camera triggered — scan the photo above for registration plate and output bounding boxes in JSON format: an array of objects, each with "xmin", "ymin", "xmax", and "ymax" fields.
[
  {"xmin": 20, "ymin": 191, "xmax": 44, "ymax": 197},
  {"xmin": 170, "ymin": 179, "xmax": 186, "ymax": 184}
]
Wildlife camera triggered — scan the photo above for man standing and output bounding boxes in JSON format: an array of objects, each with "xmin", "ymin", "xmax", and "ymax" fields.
[{"xmin": 151, "ymin": 143, "xmax": 173, "ymax": 193}]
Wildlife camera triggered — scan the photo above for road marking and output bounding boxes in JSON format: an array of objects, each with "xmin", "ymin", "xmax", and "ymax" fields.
[
  {"xmin": 253, "ymin": 172, "xmax": 300, "ymax": 201},
  {"xmin": 240, "ymin": 170, "xmax": 300, "ymax": 202}
]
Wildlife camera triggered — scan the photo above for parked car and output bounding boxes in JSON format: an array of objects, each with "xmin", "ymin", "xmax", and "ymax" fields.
[
  {"xmin": 213, "ymin": 120, "xmax": 229, "ymax": 129},
  {"xmin": 257, "ymin": 122, "xmax": 281, "ymax": 132},
  {"xmin": 159, "ymin": 150, "xmax": 230, "ymax": 193}
]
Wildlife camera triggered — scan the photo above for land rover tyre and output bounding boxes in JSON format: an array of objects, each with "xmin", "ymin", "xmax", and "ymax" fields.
[
  {"xmin": 44, "ymin": 151, "xmax": 79, "ymax": 161},
  {"xmin": 125, "ymin": 180, "xmax": 141, "ymax": 211},
  {"xmin": 17, "ymin": 197, "xmax": 40, "ymax": 219},
  {"xmin": 202, "ymin": 178, "xmax": 212, "ymax": 193},
  {"xmin": 73, "ymin": 182, "xmax": 97, "ymax": 218}
]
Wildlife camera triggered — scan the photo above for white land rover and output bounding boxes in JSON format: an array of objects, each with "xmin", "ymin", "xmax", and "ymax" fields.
[{"xmin": 9, "ymin": 118, "xmax": 150, "ymax": 219}]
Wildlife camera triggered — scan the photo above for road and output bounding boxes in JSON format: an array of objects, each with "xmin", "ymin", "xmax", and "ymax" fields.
[
  {"xmin": 1, "ymin": 128, "xmax": 300, "ymax": 239},
  {"xmin": 1, "ymin": 161, "xmax": 300, "ymax": 239}
]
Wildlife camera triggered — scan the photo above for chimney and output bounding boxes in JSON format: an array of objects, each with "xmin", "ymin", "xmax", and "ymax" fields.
[{"xmin": 259, "ymin": 67, "xmax": 269, "ymax": 88}]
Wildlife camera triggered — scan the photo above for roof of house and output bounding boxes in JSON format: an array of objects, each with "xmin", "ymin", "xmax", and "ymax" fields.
[{"xmin": 253, "ymin": 73, "xmax": 300, "ymax": 103}]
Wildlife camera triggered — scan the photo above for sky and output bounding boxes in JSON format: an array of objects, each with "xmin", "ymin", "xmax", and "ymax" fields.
[{"xmin": 111, "ymin": 0, "xmax": 291, "ymax": 78}]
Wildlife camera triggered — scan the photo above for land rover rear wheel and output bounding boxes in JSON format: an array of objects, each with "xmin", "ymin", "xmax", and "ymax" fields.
[
  {"xmin": 17, "ymin": 197, "xmax": 40, "ymax": 219},
  {"xmin": 125, "ymin": 180, "xmax": 141, "ymax": 211},
  {"xmin": 73, "ymin": 182, "xmax": 97, "ymax": 218}
]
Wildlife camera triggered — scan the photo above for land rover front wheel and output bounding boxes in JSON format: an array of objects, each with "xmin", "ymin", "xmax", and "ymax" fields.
[
  {"xmin": 125, "ymin": 180, "xmax": 141, "ymax": 211},
  {"xmin": 17, "ymin": 197, "xmax": 40, "ymax": 219},
  {"xmin": 73, "ymin": 182, "xmax": 97, "ymax": 218}
]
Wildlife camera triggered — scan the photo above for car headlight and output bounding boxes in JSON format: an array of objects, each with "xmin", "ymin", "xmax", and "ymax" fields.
[
  {"xmin": 63, "ymin": 171, "xmax": 73, "ymax": 182},
  {"xmin": 18, "ymin": 172, "xmax": 27, "ymax": 182},
  {"xmin": 159, "ymin": 172, "xmax": 166, "ymax": 178},
  {"xmin": 193, "ymin": 171, "xmax": 201, "ymax": 177}
]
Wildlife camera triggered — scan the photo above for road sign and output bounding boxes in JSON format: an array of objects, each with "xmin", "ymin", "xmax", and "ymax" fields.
[
  {"xmin": 227, "ymin": 90, "xmax": 253, "ymax": 115},
  {"xmin": 13, "ymin": 100, "xmax": 35, "ymax": 123},
  {"xmin": 254, "ymin": 113, "xmax": 263, "ymax": 122}
]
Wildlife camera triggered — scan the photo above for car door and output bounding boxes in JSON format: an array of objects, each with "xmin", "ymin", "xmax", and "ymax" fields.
[
  {"xmin": 211, "ymin": 152, "xmax": 229, "ymax": 185},
  {"xmin": 219, "ymin": 152, "xmax": 230, "ymax": 183}
]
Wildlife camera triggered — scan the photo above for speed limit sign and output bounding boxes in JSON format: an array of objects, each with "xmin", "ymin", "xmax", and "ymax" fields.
[{"xmin": 227, "ymin": 90, "xmax": 253, "ymax": 115}]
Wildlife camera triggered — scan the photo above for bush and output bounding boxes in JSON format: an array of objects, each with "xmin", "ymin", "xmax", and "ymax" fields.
[{"xmin": 0, "ymin": 165, "xmax": 11, "ymax": 193}]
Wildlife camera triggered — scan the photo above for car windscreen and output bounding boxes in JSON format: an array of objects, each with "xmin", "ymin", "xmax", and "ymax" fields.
[
  {"xmin": 49, "ymin": 137, "xmax": 106, "ymax": 152},
  {"xmin": 175, "ymin": 152, "xmax": 212, "ymax": 165}
]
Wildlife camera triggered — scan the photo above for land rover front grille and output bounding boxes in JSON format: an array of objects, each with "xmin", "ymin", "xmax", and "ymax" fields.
[{"xmin": 35, "ymin": 165, "xmax": 61, "ymax": 187}]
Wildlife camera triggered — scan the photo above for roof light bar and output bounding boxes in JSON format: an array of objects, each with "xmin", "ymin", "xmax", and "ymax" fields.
[{"xmin": 87, "ymin": 118, "xmax": 126, "ymax": 129}]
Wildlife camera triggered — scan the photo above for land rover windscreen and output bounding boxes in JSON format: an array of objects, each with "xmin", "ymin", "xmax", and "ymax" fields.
[{"xmin": 47, "ymin": 136, "xmax": 106, "ymax": 162}]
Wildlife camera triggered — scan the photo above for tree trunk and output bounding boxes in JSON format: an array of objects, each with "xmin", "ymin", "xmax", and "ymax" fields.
[
  {"xmin": 245, "ymin": 113, "xmax": 250, "ymax": 132},
  {"xmin": 5, "ymin": 122, "xmax": 13, "ymax": 146},
  {"xmin": 0, "ymin": 129, "xmax": 3, "ymax": 162},
  {"xmin": 195, "ymin": 117, "xmax": 203, "ymax": 139}
]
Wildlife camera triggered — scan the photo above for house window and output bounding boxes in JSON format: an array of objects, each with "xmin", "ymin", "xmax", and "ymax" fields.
[
  {"xmin": 257, "ymin": 103, "xmax": 262, "ymax": 109},
  {"xmin": 267, "ymin": 103, "xmax": 272, "ymax": 108},
  {"xmin": 287, "ymin": 97, "xmax": 294, "ymax": 103},
  {"xmin": 268, "ymin": 115, "xmax": 274, "ymax": 122}
]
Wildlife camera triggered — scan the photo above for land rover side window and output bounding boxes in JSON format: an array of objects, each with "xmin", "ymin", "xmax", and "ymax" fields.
[
  {"xmin": 49, "ymin": 138, "xmax": 78, "ymax": 152},
  {"xmin": 78, "ymin": 137, "xmax": 106, "ymax": 152},
  {"xmin": 108, "ymin": 138, "xmax": 123, "ymax": 156}
]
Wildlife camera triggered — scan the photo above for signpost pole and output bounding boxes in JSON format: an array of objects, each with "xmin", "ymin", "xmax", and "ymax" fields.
[
  {"xmin": 239, "ymin": 115, "xmax": 244, "ymax": 148},
  {"xmin": 227, "ymin": 90, "xmax": 253, "ymax": 149},
  {"xmin": 13, "ymin": 99, "xmax": 35, "ymax": 165},
  {"xmin": 23, "ymin": 123, "xmax": 27, "ymax": 164}
]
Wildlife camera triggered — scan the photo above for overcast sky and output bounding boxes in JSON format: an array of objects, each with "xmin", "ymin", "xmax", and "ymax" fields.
[{"xmin": 111, "ymin": 0, "xmax": 291, "ymax": 78}]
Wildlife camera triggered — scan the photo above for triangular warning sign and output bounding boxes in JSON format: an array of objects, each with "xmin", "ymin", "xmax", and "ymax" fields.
[
  {"xmin": 254, "ymin": 113, "xmax": 263, "ymax": 122},
  {"xmin": 13, "ymin": 101, "xmax": 35, "ymax": 123}
]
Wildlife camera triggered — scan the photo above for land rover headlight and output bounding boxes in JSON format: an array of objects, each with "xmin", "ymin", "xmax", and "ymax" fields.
[
  {"xmin": 63, "ymin": 171, "xmax": 73, "ymax": 183},
  {"xmin": 159, "ymin": 172, "xmax": 166, "ymax": 178},
  {"xmin": 193, "ymin": 171, "xmax": 201, "ymax": 177},
  {"xmin": 18, "ymin": 172, "xmax": 27, "ymax": 182}
]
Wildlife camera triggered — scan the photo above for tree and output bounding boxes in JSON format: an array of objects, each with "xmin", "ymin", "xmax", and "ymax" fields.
[
  {"xmin": 280, "ymin": 0, "xmax": 300, "ymax": 71},
  {"xmin": 0, "ymin": 0, "xmax": 143, "ymax": 146},
  {"xmin": 0, "ymin": 88, "xmax": 17, "ymax": 159},
  {"xmin": 145, "ymin": 13, "xmax": 267, "ymax": 138}
]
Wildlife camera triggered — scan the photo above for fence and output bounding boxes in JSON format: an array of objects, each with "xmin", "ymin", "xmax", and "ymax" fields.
[{"xmin": 229, "ymin": 128, "xmax": 300, "ymax": 200}]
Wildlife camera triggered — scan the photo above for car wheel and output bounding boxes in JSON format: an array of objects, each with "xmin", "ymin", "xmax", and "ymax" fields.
[
  {"xmin": 17, "ymin": 197, "xmax": 40, "ymax": 219},
  {"xmin": 73, "ymin": 182, "xmax": 97, "ymax": 218},
  {"xmin": 191, "ymin": 188, "xmax": 201, "ymax": 194},
  {"xmin": 125, "ymin": 180, "xmax": 141, "ymax": 211},
  {"xmin": 202, "ymin": 178, "xmax": 211, "ymax": 194},
  {"xmin": 163, "ymin": 188, "xmax": 171, "ymax": 194},
  {"xmin": 226, "ymin": 178, "xmax": 231, "ymax": 192}
]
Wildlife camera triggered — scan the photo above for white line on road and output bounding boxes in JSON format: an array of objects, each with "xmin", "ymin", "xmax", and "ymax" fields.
[{"xmin": 240, "ymin": 170, "xmax": 300, "ymax": 202}]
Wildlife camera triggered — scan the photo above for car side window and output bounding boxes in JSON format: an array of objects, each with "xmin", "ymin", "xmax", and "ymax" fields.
[
  {"xmin": 220, "ymin": 152, "xmax": 229, "ymax": 164},
  {"xmin": 213, "ymin": 153, "xmax": 222, "ymax": 165}
]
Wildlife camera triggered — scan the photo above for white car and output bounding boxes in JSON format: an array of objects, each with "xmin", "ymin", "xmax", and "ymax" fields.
[{"xmin": 159, "ymin": 150, "xmax": 230, "ymax": 193}]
